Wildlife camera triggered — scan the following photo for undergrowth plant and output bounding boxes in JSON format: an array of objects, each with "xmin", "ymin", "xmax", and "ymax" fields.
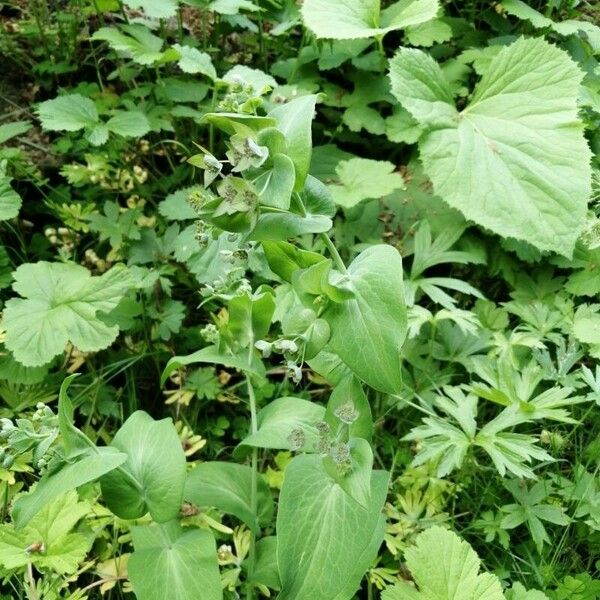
[{"xmin": 1, "ymin": 0, "xmax": 600, "ymax": 599}]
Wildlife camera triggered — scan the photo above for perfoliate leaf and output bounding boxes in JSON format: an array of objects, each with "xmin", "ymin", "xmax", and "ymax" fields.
[
  {"xmin": 4, "ymin": 262, "xmax": 134, "ymax": 367},
  {"xmin": 237, "ymin": 396, "xmax": 325, "ymax": 453},
  {"xmin": 183, "ymin": 462, "xmax": 273, "ymax": 533},
  {"xmin": 388, "ymin": 37, "xmax": 591, "ymax": 256},
  {"xmin": 302, "ymin": 0, "xmax": 439, "ymax": 40},
  {"xmin": 37, "ymin": 94, "xmax": 99, "ymax": 132},
  {"xmin": 324, "ymin": 244, "xmax": 407, "ymax": 394},
  {"xmin": 328, "ymin": 158, "xmax": 405, "ymax": 208},
  {"xmin": 129, "ymin": 521, "xmax": 222, "ymax": 600},
  {"xmin": 100, "ymin": 411, "xmax": 187, "ymax": 522},
  {"xmin": 382, "ymin": 526, "xmax": 504, "ymax": 599},
  {"xmin": 277, "ymin": 455, "xmax": 389, "ymax": 599}
]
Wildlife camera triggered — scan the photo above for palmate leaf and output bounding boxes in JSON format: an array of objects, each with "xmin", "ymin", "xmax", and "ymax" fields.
[
  {"xmin": 1, "ymin": 492, "xmax": 91, "ymax": 574},
  {"xmin": 328, "ymin": 158, "xmax": 405, "ymax": 208},
  {"xmin": 382, "ymin": 526, "xmax": 504, "ymax": 600},
  {"xmin": 302, "ymin": 0, "xmax": 439, "ymax": 40},
  {"xmin": 388, "ymin": 37, "xmax": 591, "ymax": 256},
  {"xmin": 3, "ymin": 262, "xmax": 134, "ymax": 367}
]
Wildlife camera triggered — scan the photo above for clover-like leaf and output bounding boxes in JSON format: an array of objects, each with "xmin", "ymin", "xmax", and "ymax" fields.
[
  {"xmin": 4, "ymin": 262, "xmax": 134, "ymax": 366},
  {"xmin": 388, "ymin": 37, "xmax": 591, "ymax": 257}
]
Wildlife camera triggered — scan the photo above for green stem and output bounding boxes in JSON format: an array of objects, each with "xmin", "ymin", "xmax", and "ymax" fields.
[
  {"xmin": 320, "ymin": 233, "xmax": 347, "ymax": 274},
  {"xmin": 246, "ymin": 346, "xmax": 259, "ymax": 600}
]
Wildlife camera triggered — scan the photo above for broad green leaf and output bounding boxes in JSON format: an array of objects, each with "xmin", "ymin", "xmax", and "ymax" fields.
[
  {"xmin": 159, "ymin": 186, "xmax": 202, "ymax": 220},
  {"xmin": 277, "ymin": 454, "xmax": 389, "ymax": 600},
  {"xmin": 106, "ymin": 110, "xmax": 151, "ymax": 137},
  {"xmin": 0, "ymin": 174, "xmax": 21, "ymax": 221},
  {"xmin": 269, "ymin": 95, "xmax": 318, "ymax": 190},
  {"xmin": 250, "ymin": 536, "xmax": 281, "ymax": 590},
  {"xmin": 302, "ymin": 0, "xmax": 439, "ymax": 40},
  {"xmin": 223, "ymin": 64, "xmax": 276, "ymax": 93},
  {"xmin": 254, "ymin": 153, "xmax": 296, "ymax": 210},
  {"xmin": 250, "ymin": 213, "xmax": 332, "ymax": 240},
  {"xmin": 86, "ymin": 124, "xmax": 109, "ymax": 146},
  {"xmin": 161, "ymin": 344, "xmax": 267, "ymax": 386},
  {"xmin": 328, "ymin": 158, "xmax": 405, "ymax": 208},
  {"xmin": 1, "ymin": 492, "xmax": 91, "ymax": 574},
  {"xmin": 37, "ymin": 94, "xmax": 99, "ymax": 131},
  {"xmin": 0, "ymin": 121, "xmax": 32, "ymax": 144},
  {"xmin": 262, "ymin": 240, "xmax": 325, "ymax": 282},
  {"xmin": 388, "ymin": 38, "xmax": 591, "ymax": 256},
  {"xmin": 573, "ymin": 305, "xmax": 600, "ymax": 345},
  {"xmin": 505, "ymin": 583, "xmax": 549, "ymax": 600},
  {"xmin": 92, "ymin": 25, "xmax": 172, "ymax": 66},
  {"xmin": 203, "ymin": 112, "xmax": 277, "ymax": 135},
  {"xmin": 124, "ymin": 0, "xmax": 178, "ymax": 19},
  {"xmin": 129, "ymin": 521, "xmax": 222, "ymax": 600},
  {"xmin": 173, "ymin": 43, "xmax": 217, "ymax": 79},
  {"xmin": 12, "ymin": 448, "xmax": 127, "ymax": 529},
  {"xmin": 227, "ymin": 289, "xmax": 275, "ymax": 348},
  {"xmin": 502, "ymin": 0, "xmax": 600, "ymax": 51},
  {"xmin": 4, "ymin": 262, "xmax": 134, "ymax": 367},
  {"xmin": 237, "ymin": 396, "xmax": 325, "ymax": 452},
  {"xmin": 57, "ymin": 374, "xmax": 96, "ymax": 457},
  {"xmin": 325, "ymin": 376, "xmax": 373, "ymax": 441},
  {"xmin": 382, "ymin": 526, "xmax": 504, "ymax": 600},
  {"xmin": 100, "ymin": 411, "xmax": 186, "ymax": 522},
  {"xmin": 183, "ymin": 462, "xmax": 273, "ymax": 533},
  {"xmin": 324, "ymin": 245, "xmax": 407, "ymax": 394}
]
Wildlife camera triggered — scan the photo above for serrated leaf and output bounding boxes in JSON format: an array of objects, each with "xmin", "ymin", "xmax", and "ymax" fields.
[
  {"xmin": 328, "ymin": 158, "xmax": 405, "ymax": 208},
  {"xmin": 388, "ymin": 38, "xmax": 591, "ymax": 256},
  {"xmin": 92, "ymin": 25, "xmax": 168, "ymax": 65},
  {"xmin": 0, "ymin": 121, "xmax": 32, "ymax": 144},
  {"xmin": 124, "ymin": 0, "xmax": 178, "ymax": 18},
  {"xmin": 100, "ymin": 411, "xmax": 187, "ymax": 522},
  {"xmin": 106, "ymin": 110, "xmax": 151, "ymax": 137},
  {"xmin": 0, "ymin": 174, "xmax": 21, "ymax": 221},
  {"xmin": 1, "ymin": 492, "xmax": 91, "ymax": 574},
  {"xmin": 302, "ymin": 0, "xmax": 439, "ymax": 39},
  {"xmin": 37, "ymin": 94, "xmax": 99, "ymax": 132},
  {"xmin": 129, "ymin": 521, "xmax": 222, "ymax": 600},
  {"xmin": 382, "ymin": 526, "xmax": 504, "ymax": 599},
  {"xmin": 4, "ymin": 262, "xmax": 134, "ymax": 367},
  {"xmin": 502, "ymin": 0, "xmax": 600, "ymax": 51},
  {"xmin": 159, "ymin": 186, "xmax": 202, "ymax": 220},
  {"xmin": 173, "ymin": 44, "xmax": 216, "ymax": 79}
]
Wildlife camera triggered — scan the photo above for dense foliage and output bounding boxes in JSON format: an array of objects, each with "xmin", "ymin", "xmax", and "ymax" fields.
[{"xmin": 1, "ymin": 0, "xmax": 600, "ymax": 598}]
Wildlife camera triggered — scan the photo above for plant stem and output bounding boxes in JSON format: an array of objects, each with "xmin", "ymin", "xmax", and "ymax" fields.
[
  {"xmin": 320, "ymin": 233, "xmax": 347, "ymax": 273},
  {"xmin": 245, "ymin": 346, "xmax": 259, "ymax": 599}
]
